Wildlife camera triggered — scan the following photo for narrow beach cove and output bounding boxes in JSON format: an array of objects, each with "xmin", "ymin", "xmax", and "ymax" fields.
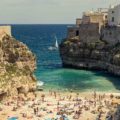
[{"xmin": 12, "ymin": 24, "xmax": 120, "ymax": 93}]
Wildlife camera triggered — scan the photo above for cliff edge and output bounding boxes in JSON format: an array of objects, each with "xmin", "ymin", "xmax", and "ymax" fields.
[
  {"xmin": 0, "ymin": 27, "xmax": 36, "ymax": 100},
  {"xmin": 60, "ymin": 38, "xmax": 120, "ymax": 76}
]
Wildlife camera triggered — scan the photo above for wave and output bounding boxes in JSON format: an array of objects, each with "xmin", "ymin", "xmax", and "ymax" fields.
[{"xmin": 37, "ymin": 81, "xmax": 44, "ymax": 87}]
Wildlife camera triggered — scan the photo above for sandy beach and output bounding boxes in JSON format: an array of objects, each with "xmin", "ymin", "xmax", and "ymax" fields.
[{"xmin": 0, "ymin": 90, "xmax": 120, "ymax": 120}]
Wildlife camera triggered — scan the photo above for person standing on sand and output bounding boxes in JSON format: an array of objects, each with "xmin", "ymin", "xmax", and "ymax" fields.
[
  {"xmin": 54, "ymin": 91, "xmax": 57, "ymax": 98},
  {"xmin": 57, "ymin": 102, "xmax": 59, "ymax": 112},
  {"xmin": 41, "ymin": 94, "xmax": 45, "ymax": 102},
  {"xmin": 93, "ymin": 91, "xmax": 97, "ymax": 100},
  {"xmin": 34, "ymin": 92, "xmax": 37, "ymax": 98},
  {"xmin": 69, "ymin": 95, "xmax": 72, "ymax": 101},
  {"xmin": 34, "ymin": 108, "xmax": 36, "ymax": 115}
]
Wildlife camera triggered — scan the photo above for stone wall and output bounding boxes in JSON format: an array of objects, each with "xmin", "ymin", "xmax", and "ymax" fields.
[
  {"xmin": 83, "ymin": 14, "xmax": 103, "ymax": 24},
  {"xmin": 108, "ymin": 4, "xmax": 120, "ymax": 26},
  {"xmin": 0, "ymin": 26, "xmax": 11, "ymax": 39},
  {"xmin": 79, "ymin": 23, "xmax": 100, "ymax": 43},
  {"xmin": 101, "ymin": 26, "xmax": 120, "ymax": 45},
  {"xmin": 76, "ymin": 18, "xmax": 82, "ymax": 27},
  {"xmin": 82, "ymin": 12, "xmax": 106, "ymax": 30},
  {"xmin": 67, "ymin": 27, "xmax": 79, "ymax": 39},
  {"xmin": 67, "ymin": 23, "xmax": 120, "ymax": 46}
]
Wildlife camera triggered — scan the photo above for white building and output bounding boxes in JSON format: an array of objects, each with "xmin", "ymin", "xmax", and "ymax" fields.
[{"xmin": 108, "ymin": 4, "xmax": 120, "ymax": 26}]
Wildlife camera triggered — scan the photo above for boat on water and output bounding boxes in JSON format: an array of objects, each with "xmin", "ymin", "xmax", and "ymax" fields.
[
  {"xmin": 37, "ymin": 81, "xmax": 44, "ymax": 91},
  {"xmin": 37, "ymin": 81, "xmax": 44, "ymax": 86},
  {"xmin": 48, "ymin": 35, "xmax": 59, "ymax": 51}
]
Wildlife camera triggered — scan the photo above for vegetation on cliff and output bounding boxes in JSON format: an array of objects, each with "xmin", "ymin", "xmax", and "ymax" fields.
[
  {"xmin": 0, "ymin": 34, "xmax": 36, "ymax": 99},
  {"xmin": 60, "ymin": 38, "xmax": 120, "ymax": 76}
]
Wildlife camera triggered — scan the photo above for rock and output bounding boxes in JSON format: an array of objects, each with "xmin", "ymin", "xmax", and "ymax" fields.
[
  {"xmin": 0, "ymin": 34, "xmax": 37, "ymax": 100},
  {"xmin": 60, "ymin": 39, "xmax": 120, "ymax": 76}
]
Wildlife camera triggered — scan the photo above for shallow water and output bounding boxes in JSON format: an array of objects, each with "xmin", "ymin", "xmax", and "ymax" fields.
[
  {"xmin": 12, "ymin": 24, "xmax": 120, "ymax": 92},
  {"xmin": 8, "ymin": 117, "xmax": 18, "ymax": 120}
]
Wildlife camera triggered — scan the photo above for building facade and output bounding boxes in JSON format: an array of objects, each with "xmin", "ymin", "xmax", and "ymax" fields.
[
  {"xmin": 67, "ymin": 4, "xmax": 120, "ymax": 46},
  {"xmin": 76, "ymin": 18, "xmax": 82, "ymax": 27},
  {"xmin": 101, "ymin": 26, "xmax": 120, "ymax": 44},
  {"xmin": 82, "ymin": 11, "xmax": 108, "ymax": 30},
  {"xmin": 67, "ymin": 27, "xmax": 79, "ymax": 39},
  {"xmin": 67, "ymin": 9, "xmax": 107, "ymax": 40},
  {"xmin": 79, "ymin": 23, "xmax": 99, "ymax": 43},
  {"xmin": 108, "ymin": 4, "xmax": 120, "ymax": 26}
]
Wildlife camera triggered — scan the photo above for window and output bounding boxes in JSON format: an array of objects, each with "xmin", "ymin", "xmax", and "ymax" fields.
[
  {"xmin": 105, "ymin": 15, "xmax": 107, "ymax": 19},
  {"xmin": 109, "ymin": 31, "xmax": 112, "ymax": 35},
  {"xmin": 112, "ymin": 11, "xmax": 114, "ymax": 13},
  {"xmin": 112, "ymin": 17, "xmax": 114, "ymax": 22},
  {"xmin": 76, "ymin": 30, "xmax": 79, "ymax": 36}
]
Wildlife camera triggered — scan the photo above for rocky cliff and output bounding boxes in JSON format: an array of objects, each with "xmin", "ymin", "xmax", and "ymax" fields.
[
  {"xmin": 60, "ymin": 38, "xmax": 120, "ymax": 76},
  {"xmin": 0, "ymin": 34, "xmax": 36, "ymax": 100}
]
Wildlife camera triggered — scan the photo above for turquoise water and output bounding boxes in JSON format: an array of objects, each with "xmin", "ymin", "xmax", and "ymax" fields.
[
  {"xmin": 12, "ymin": 25, "xmax": 120, "ymax": 92},
  {"xmin": 36, "ymin": 68, "xmax": 120, "ymax": 92},
  {"xmin": 8, "ymin": 117, "xmax": 18, "ymax": 120}
]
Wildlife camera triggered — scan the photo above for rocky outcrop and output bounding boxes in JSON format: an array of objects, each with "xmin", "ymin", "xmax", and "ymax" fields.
[
  {"xmin": 60, "ymin": 38, "xmax": 120, "ymax": 76},
  {"xmin": 0, "ymin": 34, "xmax": 36, "ymax": 100}
]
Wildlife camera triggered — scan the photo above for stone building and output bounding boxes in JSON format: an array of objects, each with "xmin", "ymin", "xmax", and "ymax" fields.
[
  {"xmin": 82, "ymin": 11, "xmax": 108, "ymax": 31},
  {"xmin": 79, "ymin": 23, "xmax": 99, "ymax": 43},
  {"xmin": 67, "ymin": 9, "xmax": 107, "ymax": 39},
  {"xmin": 67, "ymin": 26, "xmax": 79, "ymax": 39},
  {"xmin": 66, "ymin": 4, "xmax": 120, "ymax": 46},
  {"xmin": 101, "ymin": 26, "xmax": 120, "ymax": 45},
  {"xmin": 76, "ymin": 18, "xmax": 82, "ymax": 27},
  {"xmin": 108, "ymin": 4, "xmax": 120, "ymax": 26}
]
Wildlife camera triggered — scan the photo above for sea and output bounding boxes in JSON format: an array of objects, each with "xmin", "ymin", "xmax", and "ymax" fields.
[{"xmin": 11, "ymin": 24, "xmax": 120, "ymax": 93}]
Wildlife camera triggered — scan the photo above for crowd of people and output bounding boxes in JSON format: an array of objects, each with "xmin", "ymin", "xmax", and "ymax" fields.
[{"xmin": 0, "ymin": 90, "xmax": 120, "ymax": 120}]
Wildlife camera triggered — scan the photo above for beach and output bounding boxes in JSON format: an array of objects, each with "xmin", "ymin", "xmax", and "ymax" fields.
[{"xmin": 0, "ymin": 90, "xmax": 120, "ymax": 120}]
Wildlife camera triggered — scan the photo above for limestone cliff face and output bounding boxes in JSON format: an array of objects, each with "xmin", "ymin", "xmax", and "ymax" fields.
[
  {"xmin": 0, "ymin": 34, "xmax": 36, "ymax": 99},
  {"xmin": 60, "ymin": 38, "xmax": 120, "ymax": 76}
]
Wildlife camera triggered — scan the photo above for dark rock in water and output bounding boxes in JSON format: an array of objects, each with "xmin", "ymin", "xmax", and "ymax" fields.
[
  {"xmin": 59, "ymin": 38, "xmax": 120, "ymax": 76},
  {"xmin": 37, "ymin": 88, "xmax": 43, "ymax": 91},
  {"xmin": 37, "ymin": 86, "xmax": 43, "ymax": 91}
]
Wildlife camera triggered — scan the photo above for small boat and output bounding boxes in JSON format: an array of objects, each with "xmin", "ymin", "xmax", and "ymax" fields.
[
  {"xmin": 37, "ymin": 81, "xmax": 44, "ymax": 87},
  {"xmin": 37, "ymin": 81, "xmax": 44, "ymax": 91},
  {"xmin": 48, "ymin": 35, "xmax": 59, "ymax": 51},
  {"xmin": 37, "ymin": 87, "xmax": 43, "ymax": 91}
]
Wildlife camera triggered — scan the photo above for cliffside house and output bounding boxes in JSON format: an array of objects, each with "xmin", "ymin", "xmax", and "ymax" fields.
[
  {"xmin": 67, "ymin": 8, "xmax": 108, "ymax": 39},
  {"xmin": 67, "ymin": 4, "xmax": 120, "ymax": 45},
  {"xmin": 82, "ymin": 10, "xmax": 108, "ymax": 30},
  {"xmin": 101, "ymin": 4, "xmax": 120, "ymax": 45},
  {"xmin": 79, "ymin": 23, "xmax": 99, "ymax": 43},
  {"xmin": 108, "ymin": 4, "xmax": 120, "ymax": 26},
  {"xmin": 76, "ymin": 18, "xmax": 82, "ymax": 27}
]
